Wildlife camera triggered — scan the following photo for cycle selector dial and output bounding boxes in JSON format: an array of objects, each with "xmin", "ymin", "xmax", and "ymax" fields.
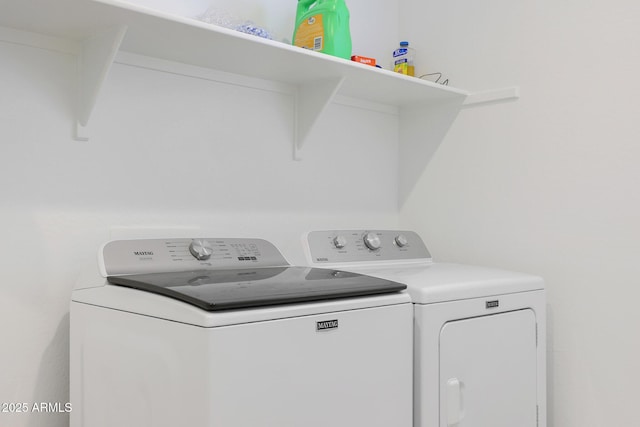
[
  {"xmin": 363, "ymin": 232, "xmax": 382, "ymax": 251},
  {"xmin": 333, "ymin": 235, "xmax": 348, "ymax": 249},
  {"xmin": 189, "ymin": 239, "xmax": 213, "ymax": 260},
  {"xmin": 394, "ymin": 234, "xmax": 409, "ymax": 247}
]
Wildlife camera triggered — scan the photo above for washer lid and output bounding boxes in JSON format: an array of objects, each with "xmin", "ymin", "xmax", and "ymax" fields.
[
  {"xmin": 341, "ymin": 262, "xmax": 544, "ymax": 304},
  {"xmin": 107, "ymin": 266, "xmax": 406, "ymax": 311}
]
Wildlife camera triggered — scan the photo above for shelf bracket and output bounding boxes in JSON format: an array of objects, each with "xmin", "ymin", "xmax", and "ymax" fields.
[
  {"xmin": 293, "ymin": 76, "xmax": 346, "ymax": 160},
  {"xmin": 463, "ymin": 86, "xmax": 519, "ymax": 107},
  {"xmin": 398, "ymin": 99, "xmax": 466, "ymax": 207},
  {"xmin": 75, "ymin": 25, "xmax": 127, "ymax": 141}
]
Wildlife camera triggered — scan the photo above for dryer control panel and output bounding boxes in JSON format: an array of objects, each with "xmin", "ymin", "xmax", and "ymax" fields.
[
  {"xmin": 307, "ymin": 230, "xmax": 431, "ymax": 263},
  {"xmin": 101, "ymin": 238, "xmax": 288, "ymax": 276}
]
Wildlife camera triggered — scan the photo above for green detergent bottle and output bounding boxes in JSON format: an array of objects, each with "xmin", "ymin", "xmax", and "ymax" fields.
[{"xmin": 292, "ymin": 0, "xmax": 352, "ymax": 60}]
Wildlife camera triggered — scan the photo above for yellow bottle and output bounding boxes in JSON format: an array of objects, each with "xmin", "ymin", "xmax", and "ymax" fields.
[{"xmin": 393, "ymin": 41, "xmax": 415, "ymax": 76}]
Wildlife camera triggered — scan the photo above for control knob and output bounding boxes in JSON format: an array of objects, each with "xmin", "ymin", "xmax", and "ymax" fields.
[
  {"xmin": 333, "ymin": 235, "xmax": 347, "ymax": 249},
  {"xmin": 363, "ymin": 232, "xmax": 381, "ymax": 251},
  {"xmin": 394, "ymin": 234, "xmax": 409, "ymax": 247},
  {"xmin": 189, "ymin": 239, "xmax": 213, "ymax": 261}
]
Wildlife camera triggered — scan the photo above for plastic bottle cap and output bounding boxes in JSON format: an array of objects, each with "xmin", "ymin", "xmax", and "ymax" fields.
[{"xmin": 400, "ymin": 41, "xmax": 409, "ymax": 46}]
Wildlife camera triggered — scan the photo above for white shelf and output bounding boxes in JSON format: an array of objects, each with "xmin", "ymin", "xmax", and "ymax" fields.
[{"xmin": 0, "ymin": 0, "xmax": 516, "ymax": 158}]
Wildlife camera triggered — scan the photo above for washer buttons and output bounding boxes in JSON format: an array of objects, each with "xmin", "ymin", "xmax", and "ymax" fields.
[
  {"xmin": 189, "ymin": 239, "xmax": 213, "ymax": 260},
  {"xmin": 333, "ymin": 235, "xmax": 348, "ymax": 249},
  {"xmin": 363, "ymin": 233, "xmax": 382, "ymax": 251},
  {"xmin": 395, "ymin": 234, "xmax": 408, "ymax": 247}
]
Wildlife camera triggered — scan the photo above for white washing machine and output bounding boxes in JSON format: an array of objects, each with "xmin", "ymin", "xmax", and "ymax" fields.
[
  {"xmin": 303, "ymin": 230, "xmax": 547, "ymax": 427},
  {"xmin": 70, "ymin": 237, "xmax": 413, "ymax": 427}
]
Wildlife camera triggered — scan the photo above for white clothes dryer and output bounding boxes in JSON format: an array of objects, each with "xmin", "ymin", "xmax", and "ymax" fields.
[
  {"xmin": 70, "ymin": 237, "xmax": 413, "ymax": 427},
  {"xmin": 303, "ymin": 230, "xmax": 546, "ymax": 427}
]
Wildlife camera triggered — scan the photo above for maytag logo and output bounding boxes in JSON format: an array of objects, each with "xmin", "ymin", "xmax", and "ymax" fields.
[
  {"xmin": 316, "ymin": 319, "xmax": 339, "ymax": 332},
  {"xmin": 486, "ymin": 300, "xmax": 499, "ymax": 309},
  {"xmin": 134, "ymin": 251, "xmax": 154, "ymax": 256}
]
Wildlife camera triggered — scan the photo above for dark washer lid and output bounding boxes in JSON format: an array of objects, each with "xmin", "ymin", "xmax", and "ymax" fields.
[{"xmin": 107, "ymin": 266, "xmax": 406, "ymax": 311}]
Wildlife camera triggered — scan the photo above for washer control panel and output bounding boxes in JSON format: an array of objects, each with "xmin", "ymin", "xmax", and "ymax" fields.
[
  {"xmin": 307, "ymin": 230, "xmax": 431, "ymax": 263},
  {"xmin": 102, "ymin": 238, "xmax": 288, "ymax": 276}
]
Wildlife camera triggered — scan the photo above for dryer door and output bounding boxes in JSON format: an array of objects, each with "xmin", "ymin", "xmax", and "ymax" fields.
[{"xmin": 439, "ymin": 309, "xmax": 537, "ymax": 427}]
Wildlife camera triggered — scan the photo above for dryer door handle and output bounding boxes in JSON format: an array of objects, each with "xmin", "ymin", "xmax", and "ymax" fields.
[{"xmin": 446, "ymin": 378, "xmax": 465, "ymax": 426}]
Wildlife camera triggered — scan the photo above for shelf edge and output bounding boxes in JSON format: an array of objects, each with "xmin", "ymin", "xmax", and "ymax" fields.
[{"xmin": 463, "ymin": 87, "xmax": 520, "ymax": 106}]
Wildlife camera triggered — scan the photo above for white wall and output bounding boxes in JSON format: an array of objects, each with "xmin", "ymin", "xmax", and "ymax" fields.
[
  {"xmin": 0, "ymin": 1, "xmax": 399, "ymax": 424},
  {"xmin": 399, "ymin": 0, "xmax": 640, "ymax": 426},
  {"xmin": 8, "ymin": 0, "xmax": 637, "ymax": 426}
]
